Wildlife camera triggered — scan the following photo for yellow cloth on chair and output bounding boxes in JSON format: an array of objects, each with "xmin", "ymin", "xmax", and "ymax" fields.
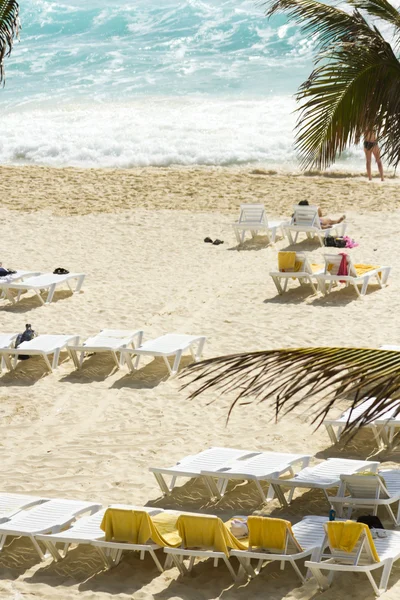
[
  {"xmin": 176, "ymin": 514, "xmax": 247, "ymax": 556},
  {"xmin": 100, "ymin": 508, "xmax": 181, "ymax": 547},
  {"xmin": 311, "ymin": 263, "xmax": 323, "ymax": 274},
  {"xmin": 326, "ymin": 521, "xmax": 380, "ymax": 562},
  {"xmin": 278, "ymin": 252, "xmax": 298, "ymax": 272},
  {"xmin": 354, "ymin": 264, "xmax": 380, "ymax": 277},
  {"xmin": 247, "ymin": 516, "xmax": 299, "ymax": 551}
]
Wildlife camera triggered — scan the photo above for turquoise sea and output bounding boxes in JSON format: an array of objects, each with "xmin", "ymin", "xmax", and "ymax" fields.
[{"xmin": 0, "ymin": 0, "xmax": 368, "ymax": 169}]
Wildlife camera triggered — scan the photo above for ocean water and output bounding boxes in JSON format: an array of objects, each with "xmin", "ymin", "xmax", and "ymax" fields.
[{"xmin": 0, "ymin": 0, "xmax": 371, "ymax": 169}]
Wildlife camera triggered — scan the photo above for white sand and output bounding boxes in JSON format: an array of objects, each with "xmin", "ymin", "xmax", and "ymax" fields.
[{"xmin": 0, "ymin": 166, "xmax": 399, "ymax": 599}]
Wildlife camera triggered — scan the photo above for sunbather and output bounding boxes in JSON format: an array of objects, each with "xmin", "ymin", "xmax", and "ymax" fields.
[{"xmin": 297, "ymin": 200, "xmax": 345, "ymax": 229}]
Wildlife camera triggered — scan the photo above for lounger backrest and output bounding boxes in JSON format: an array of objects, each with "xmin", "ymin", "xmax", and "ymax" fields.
[
  {"xmin": 247, "ymin": 516, "xmax": 301, "ymax": 553},
  {"xmin": 291, "ymin": 206, "xmax": 319, "ymax": 228},
  {"xmin": 238, "ymin": 204, "xmax": 268, "ymax": 226},
  {"xmin": 323, "ymin": 522, "xmax": 379, "ymax": 565},
  {"xmin": 340, "ymin": 474, "xmax": 390, "ymax": 500},
  {"xmin": 323, "ymin": 254, "xmax": 357, "ymax": 276}
]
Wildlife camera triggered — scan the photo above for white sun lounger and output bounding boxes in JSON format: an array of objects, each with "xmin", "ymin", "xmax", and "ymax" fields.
[
  {"xmin": 324, "ymin": 397, "xmax": 398, "ymax": 447},
  {"xmin": 306, "ymin": 520, "xmax": 400, "ymax": 596},
  {"xmin": 0, "ymin": 493, "xmax": 48, "ymax": 524},
  {"xmin": 316, "ymin": 254, "xmax": 391, "ymax": 297},
  {"xmin": 201, "ymin": 451, "xmax": 311, "ymax": 502},
  {"xmin": 0, "ymin": 498, "xmax": 101, "ymax": 560},
  {"xmin": 232, "ymin": 204, "xmax": 286, "ymax": 246},
  {"xmin": 268, "ymin": 458, "xmax": 380, "ymax": 507},
  {"xmin": 284, "ymin": 205, "xmax": 347, "ymax": 246},
  {"xmin": 35, "ymin": 505, "xmax": 161, "ymax": 564},
  {"xmin": 121, "ymin": 333, "xmax": 206, "ymax": 377},
  {"xmin": 231, "ymin": 516, "xmax": 328, "ymax": 583},
  {"xmin": 0, "ymin": 334, "xmax": 80, "ymax": 372},
  {"xmin": 68, "ymin": 329, "xmax": 144, "ymax": 369},
  {"xmin": 329, "ymin": 470, "xmax": 400, "ymax": 526},
  {"xmin": 0, "ymin": 272, "xmax": 86, "ymax": 305},
  {"xmin": 150, "ymin": 447, "xmax": 260, "ymax": 497},
  {"xmin": 0, "ymin": 333, "xmax": 18, "ymax": 371},
  {"xmin": 269, "ymin": 251, "xmax": 324, "ymax": 295}
]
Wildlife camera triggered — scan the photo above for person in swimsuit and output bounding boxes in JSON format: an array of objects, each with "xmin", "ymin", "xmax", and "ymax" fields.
[
  {"xmin": 297, "ymin": 200, "xmax": 346, "ymax": 229},
  {"xmin": 364, "ymin": 131, "xmax": 384, "ymax": 181}
]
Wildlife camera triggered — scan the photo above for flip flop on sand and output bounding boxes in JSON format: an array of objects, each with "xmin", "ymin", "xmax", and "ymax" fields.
[
  {"xmin": 204, "ymin": 237, "xmax": 213, "ymax": 243},
  {"xmin": 213, "ymin": 239, "xmax": 224, "ymax": 245}
]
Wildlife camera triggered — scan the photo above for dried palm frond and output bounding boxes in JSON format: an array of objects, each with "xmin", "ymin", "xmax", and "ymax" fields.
[{"xmin": 181, "ymin": 347, "xmax": 400, "ymax": 434}]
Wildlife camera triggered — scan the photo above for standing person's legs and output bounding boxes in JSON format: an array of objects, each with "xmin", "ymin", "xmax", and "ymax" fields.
[
  {"xmin": 372, "ymin": 145, "xmax": 384, "ymax": 181},
  {"xmin": 364, "ymin": 148, "xmax": 372, "ymax": 181}
]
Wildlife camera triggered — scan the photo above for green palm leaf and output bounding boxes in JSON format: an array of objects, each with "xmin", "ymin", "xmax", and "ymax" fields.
[
  {"xmin": 261, "ymin": 0, "xmax": 400, "ymax": 169},
  {"xmin": 182, "ymin": 348, "xmax": 400, "ymax": 434},
  {"xmin": 0, "ymin": 0, "xmax": 20, "ymax": 85}
]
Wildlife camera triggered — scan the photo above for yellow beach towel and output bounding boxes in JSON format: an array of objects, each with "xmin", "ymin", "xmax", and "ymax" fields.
[
  {"xmin": 100, "ymin": 508, "xmax": 181, "ymax": 547},
  {"xmin": 326, "ymin": 521, "xmax": 380, "ymax": 562},
  {"xmin": 278, "ymin": 252, "xmax": 298, "ymax": 272},
  {"xmin": 176, "ymin": 514, "xmax": 247, "ymax": 556},
  {"xmin": 354, "ymin": 264, "xmax": 380, "ymax": 277},
  {"xmin": 247, "ymin": 516, "xmax": 300, "ymax": 552}
]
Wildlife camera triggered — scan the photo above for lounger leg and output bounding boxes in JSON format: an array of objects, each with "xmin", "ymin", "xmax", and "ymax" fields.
[
  {"xmin": 75, "ymin": 275, "xmax": 85, "ymax": 293},
  {"xmin": 360, "ymin": 277, "xmax": 369, "ymax": 296},
  {"xmin": 149, "ymin": 548, "xmax": 164, "ymax": 573},
  {"xmin": 30, "ymin": 535, "xmax": 46, "ymax": 561},
  {"xmin": 271, "ymin": 276, "xmax": 283, "ymax": 295},
  {"xmin": 378, "ymin": 560, "xmax": 393, "ymax": 594},
  {"xmin": 52, "ymin": 349, "xmax": 61, "ymax": 370},
  {"xmin": 223, "ymin": 556, "xmax": 237, "ymax": 580},
  {"xmin": 68, "ymin": 349, "xmax": 80, "ymax": 370},
  {"xmin": 289, "ymin": 558, "xmax": 306, "ymax": 583},
  {"xmin": 94, "ymin": 546, "xmax": 113, "ymax": 569},
  {"xmin": 0, "ymin": 534, "xmax": 7, "ymax": 551},
  {"xmin": 254, "ymin": 480, "xmax": 267, "ymax": 503},
  {"xmin": 193, "ymin": 338, "xmax": 206, "ymax": 362},
  {"xmin": 271, "ymin": 483, "xmax": 289, "ymax": 507},
  {"xmin": 41, "ymin": 353, "xmax": 53, "ymax": 372},
  {"xmin": 307, "ymin": 565, "xmax": 331, "ymax": 590},
  {"xmin": 285, "ymin": 230, "xmax": 294, "ymax": 245},
  {"xmin": 111, "ymin": 351, "xmax": 120, "ymax": 369},
  {"xmin": 35, "ymin": 289, "xmax": 46, "ymax": 305},
  {"xmin": 204, "ymin": 476, "xmax": 222, "ymax": 499},
  {"xmin": 45, "ymin": 284, "xmax": 57, "ymax": 304},
  {"xmin": 233, "ymin": 227, "xmax": 241, "ymax": 245},
  {"xmin": 153, "ymin": 472, "xmax": 171, "ymax": 496},
  {"xmin": 170, "ymin": 553, "xmax": 188, "ymax": 576},
  {"xmin": 169, "ymin": 351, "xmax": 183, "ymax": 377},
  {"xmin": 325, "ymin": 424, "xmax": 338, "ymax": 444}
]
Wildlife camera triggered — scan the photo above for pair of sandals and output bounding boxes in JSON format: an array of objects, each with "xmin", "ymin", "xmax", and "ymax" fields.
[
  {"xmin": 53, "ymin": 267, "xmax": 70, "ymax": 275},
  {"xmin": 204, "ymin": 237, "xmax": 224, "ymax": 246},
  {"xmin": 371, "ymin": 528, "xmax": 387, "ymax": 539}
]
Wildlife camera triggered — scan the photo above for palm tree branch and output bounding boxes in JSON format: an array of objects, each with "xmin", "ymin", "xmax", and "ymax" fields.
[
  {"xmin": 348, "ymin": 0, "xmax": 400, "ymax": 38},
  {"xmin": 181, "ymin": 348, "xmax": 400, "ymax": 434}
]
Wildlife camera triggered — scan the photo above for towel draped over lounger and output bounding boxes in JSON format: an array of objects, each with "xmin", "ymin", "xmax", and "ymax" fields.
[
  {"xmin": 176, "ymin": 514, "xmax": 247, "ymax": 556},
  {"xmin": 247, "ymin": 516, "xmax": 300, "ymax": 551},
  {"xmin": 100, "ymin": 508, "xmax": 181, "ymax": 547},
  {"xmin": 326, "ymin": 521, "xmax": 380, "ymax": 561}
]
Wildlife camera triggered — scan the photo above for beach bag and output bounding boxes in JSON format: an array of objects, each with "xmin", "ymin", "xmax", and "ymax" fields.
[
  {"xmin": 15, "ymin": 324, "xmax": 37, "ymax": 360},
  {"xmin": 0, "ymin": 267, "xmax": 17, "ymax": 277},
  {"xmin": 357, "ymin": 515, "xmax": 384, "ymax": 530},
  {"xmin": 324, "ymin": 236, "xmax": 336, "ymax": 247},
  {"xmin": 230, "ymin": 518, "xmax": 249, "ymax": 538}
]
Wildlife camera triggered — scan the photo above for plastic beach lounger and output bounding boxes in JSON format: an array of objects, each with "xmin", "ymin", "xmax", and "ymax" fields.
[
  {"xmin": 268, "ymin": 458, "xmax": 380, "ymax": 507},
  {"xmin": 121, "ymin": 333, "xmax": 206, "ymax": 377},
  {"xmin": 0, "ymin": 333, "xmax": 18, "ymax": 371},
  {"xmin": 305, "ymin": 520, "xmax": 400, "ymax": 596},
  {"xmin": 0, "ymin": 493, "xmax": 48, "ymax": 524},
  {"xmin": 329, "ymin": 470, "xmax": 400, "ymax": 526},
  {"xmin": 0, "ymin": 334, "xmax": 80, "ymax": 372},
  {"xmin": 68, "ymin": 329, "xmax": 144, "ymax": 369},
  {"xmin": 232, "ymin": 204, "xmax": 287, "ymax": 246},
  {"xmin": 316, "ymin": 254, "xmax": 391, "ymax": 297},
  {"xmin": 231, "ymin": 516, "xmax": 328, "ymax": 583},
  {"xmin": 0, "ymin": 272, "xmax": 86, "ymax": 305},
  {"xmin": 35, "ymin": 504, "xmax": 161, "ymax": 564},
  {"xmin": 284, "ymin": 205, "xmax": 347, "ymax": 246},
  {"xmin": 269, "ymin": 251, "xmax": 324, "ymax": 295},
  {"xmin": 0, "ymin": 498, "xmax": 101, "ymax": 560},
  {"xmin": 323, "ymin": 397, "xmax": 397, "ymax": 447},
  {"xmin": 200, "ymin": 451, "xmax": 311, "ymax": 502},
  {"xmin": 150, "ymin": 447, "xmax": 260, "ymax": 497}
]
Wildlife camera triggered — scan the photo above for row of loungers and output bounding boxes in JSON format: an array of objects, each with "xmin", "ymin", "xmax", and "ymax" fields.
[
  {"xmin": 232, "ymin": 203, "xmax": 347, "ymax": 247},
  {"xmin": 2, "ymin": 487, "xmax": 400, "ymax": 595},
  {"xmin": 150, "ymin": 448, "xmax": 400, "ymax": 525},
  {"xmin": 270, "ymin": 251, "xmax": 391, "ymax": 297},
  {"xmin": 0, "ymin": 331, "xmax": 206, "ymax": 375},
  {"xmin": 0, "ymin": 271, "xmax": 85, "ymax": 305}
]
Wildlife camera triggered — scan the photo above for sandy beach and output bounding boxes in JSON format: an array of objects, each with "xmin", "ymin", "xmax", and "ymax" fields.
[{"xmin": 1, "ymin": 165, "xmax": 400, "ymax": 599}]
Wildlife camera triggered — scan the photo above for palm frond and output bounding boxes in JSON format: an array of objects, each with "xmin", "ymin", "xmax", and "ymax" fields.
[
  {"xmin": 348, "ymin": 0, "xmax": 400, "ymax": 41},
  {"xmin": 261, "ymin": 0, "xmax": 372, "ymax": 51},
  {"xmin": 181, "ymin": 348, "xmax": 400, "ymax": 435},
  {"xmin": 0, "ymin": 0, "xmax": 20, "ymax": 85},
  {"xmin": 295, "ymin": 30, "xmax": 400, "ymax": 168}
]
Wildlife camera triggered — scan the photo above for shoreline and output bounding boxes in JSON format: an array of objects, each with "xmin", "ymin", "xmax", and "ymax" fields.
[{"xmin": 1, "ymin": 164, "xmax": 399, "ymax": 216}]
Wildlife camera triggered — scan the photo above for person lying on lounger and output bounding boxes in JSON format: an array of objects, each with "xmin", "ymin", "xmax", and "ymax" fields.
[{"xmin": 297, "ymin": 200, "xmax": 346, "ymax": 229}]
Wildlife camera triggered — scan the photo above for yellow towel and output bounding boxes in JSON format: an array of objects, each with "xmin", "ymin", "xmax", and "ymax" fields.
[
  {"xmin": 354, "ymin": 264, "xmax": 380, "ymax": 277},
  {"xmin": 311, "ymin": 263, "xmax": 323, "ymax": 274},
  {"xmin": 247, "ymin": 516, "xmax": 299, "ymax": 551},
  {"xmin": 100, "ymin": 508, "xmax": 181, "ymax": 547},
  {"xmin": 176, "ymin": 514, "xmax": 247, "ymax": 556},
  {"xmin": 278, "ymin": 252, "xmax": 297, "ymax": 272},
  {"xmin": 326, "ymin": 521, "xmax": 380, "ymax": 562}
]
